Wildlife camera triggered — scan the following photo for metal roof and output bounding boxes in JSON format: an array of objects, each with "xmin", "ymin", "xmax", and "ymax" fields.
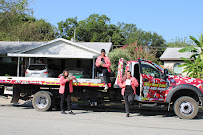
[
  {"xmin": 0, "ymin": 41, "xmax": 45, "ymax": 55},
  {"xmin": 160, "ymin": 47, "xmax": 200, "ymax": 60},
  {"xmin": 16, "ymin": 38, "xmax": 101, "ymax": 55},
  {"xmin": 0, "ymin": 38, "xmax": 112, "ymax": 57},
  {"xmin": 76, "ymin": 42, "xmax": 112, "ymax": 54}
]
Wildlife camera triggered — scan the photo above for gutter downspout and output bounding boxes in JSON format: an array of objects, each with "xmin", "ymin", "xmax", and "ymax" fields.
[
  {"xmin": 92, "ymin": 58, "xmax": 95, "ymax": 79},
  {"xmin": 17, "ymin": 57, "xmax": 20, "ymax": 77}
]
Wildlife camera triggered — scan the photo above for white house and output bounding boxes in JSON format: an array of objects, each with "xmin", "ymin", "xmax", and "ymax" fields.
[
  {"xmin": 0, "ymin": 38, "xmax": 112, "ymax": 77},
  {"xmin": 160, "ymin": 47, "xmax": 200, "ymax": 76}
]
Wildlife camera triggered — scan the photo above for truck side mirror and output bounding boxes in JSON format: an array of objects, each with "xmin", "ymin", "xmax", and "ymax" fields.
[
  {"xmin": 164, "ymin": 69, "xmax": 169, "ymax": 78},
  {"xmin": 164, "ymin": 69, "xmax": 168, "ymax": 74}
]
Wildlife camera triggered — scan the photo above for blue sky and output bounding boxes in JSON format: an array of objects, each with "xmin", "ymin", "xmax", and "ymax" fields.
[{"xmin": 31, "ymin": 0, "xmax": 202, "ymax": 42}]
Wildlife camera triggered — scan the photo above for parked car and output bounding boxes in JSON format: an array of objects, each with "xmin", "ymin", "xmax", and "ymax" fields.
[
  {"xmin": 58, "ymin": 69, "xmax": 91, "ymax": 79},
  {"xmin": 25, "ymin": 64, "xmax": 49, "ymax": 78},
  {"xmin": 69, "ymin": 70, "xmax": 91, "ymax": 78},
  {"xmin": 47, "ymin": 64, "xmax": 61, "ymax": 78}
]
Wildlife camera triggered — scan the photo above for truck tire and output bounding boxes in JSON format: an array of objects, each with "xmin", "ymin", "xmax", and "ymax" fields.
[
  {"xmin": 174, "ymin": 96, "xmax": 198, "ymax": 119},
  {"xmin": 32, "ymin": 91, "xmax": 53, "ymax": 111}
]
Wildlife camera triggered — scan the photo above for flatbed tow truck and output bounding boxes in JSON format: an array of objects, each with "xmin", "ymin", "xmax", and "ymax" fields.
[{"xmin": 1, "ymin": 58, "xmax": 203, "ymax": 119}]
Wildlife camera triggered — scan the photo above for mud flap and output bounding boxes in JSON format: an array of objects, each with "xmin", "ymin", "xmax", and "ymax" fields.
[{"xmin": 11, "ymin": 85, "xmax": 21, "ymax": 103}]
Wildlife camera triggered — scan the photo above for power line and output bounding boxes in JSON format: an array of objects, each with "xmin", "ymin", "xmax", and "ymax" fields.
[{"xmin": 78, "ymin": 27, "xmax": 122, "ymax": 31}]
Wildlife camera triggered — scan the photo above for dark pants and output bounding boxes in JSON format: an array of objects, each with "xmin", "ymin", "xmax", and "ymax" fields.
[
  {"xmin": 95, "ymin": 66, "xmax": 109, "ymax": 84},
  {"xmin": 60, "ymin": 91, "xmax": 71, "ymax": 112},
  {"xmin": 123, "ymin": 94, "xmax": 134, "ymax": 113}
]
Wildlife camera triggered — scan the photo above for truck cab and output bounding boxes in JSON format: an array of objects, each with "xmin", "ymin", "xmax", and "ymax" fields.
[
  {"xmin": 115, "ymin": 58, "xmax": 203, "ymax": 119},
  {"xmin": 115, "ymin": 58, "xmax": 167, "ymax": 102}
]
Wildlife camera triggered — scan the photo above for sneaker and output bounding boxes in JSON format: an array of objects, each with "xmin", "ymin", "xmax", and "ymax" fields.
[
  {"xmin": 126, "ymin": 113, "xmax": 130, "ymax": 117},
  {"xmin": 90, "ymin": 102, "xmax": 94, "ymax": 106},
  {"xmin": 139, "ymin": 96, "xmax": 143, "ymax": 101},
  {"xmin": 104, "ymin": 84, "xmax": 108, "ymax": 90},
  {"xmin": 61, "ymin": 111, "xmax": 67, "ymax": 114},
  {"xmin": 90, "ymin": 102, "xmax": 97, "ymax": 106},
  {"xmin": 68, "ymin": 111, "xmax": 75, "ymax": 115}
]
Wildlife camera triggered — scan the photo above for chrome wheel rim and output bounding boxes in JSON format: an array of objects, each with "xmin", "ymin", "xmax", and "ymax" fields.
[
  {"xmin": 35, "ymin": 95, "xmax": 48, "ymax": 109},
  {"xmin": 179, "ymin": 101, "xmax": 193, "ymax": 115}
]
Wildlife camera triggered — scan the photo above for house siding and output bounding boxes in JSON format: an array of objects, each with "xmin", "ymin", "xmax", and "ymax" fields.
[{"xmin": 163, "ymin": 60, "xmax": 187, "ymax": 76}]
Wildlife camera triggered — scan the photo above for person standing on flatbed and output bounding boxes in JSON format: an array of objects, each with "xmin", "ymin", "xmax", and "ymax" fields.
[
  {"xmin": 59, "ymin": 69, "xmax": 77, "ymax": 114},
  {"xmin": 95, "ymin": 49, "xmax": 111, "ymax": 90}
]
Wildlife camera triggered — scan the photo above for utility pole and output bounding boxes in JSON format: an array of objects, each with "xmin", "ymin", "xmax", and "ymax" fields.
[{"xmin": 74, "ymin": 27, "xmax": 76, "ymax": 42}]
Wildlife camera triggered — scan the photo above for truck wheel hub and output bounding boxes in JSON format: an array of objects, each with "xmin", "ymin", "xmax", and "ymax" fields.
[
  {"xmin": 179, "ymin": 101, "xmax": 193, "ymax": 115},
  {"xmin": 35, "ymin": 96, "xmax": 48, "ymax": 109}
]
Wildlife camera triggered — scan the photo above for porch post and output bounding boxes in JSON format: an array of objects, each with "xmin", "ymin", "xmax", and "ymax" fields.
[
  {"xmin": 92, "ymin": 58, "xmax": 95, "ymax": 79},
  {"xmin": 29, "ymin": 58, "xmax": 31, "ymax": 65},
  {"xmin": 21, "ymin": 57, "xmax": 23, "ymax": 77},
  {"xmin": 17, "ymin": 57, "xmax": 20, "ymax": 77}
]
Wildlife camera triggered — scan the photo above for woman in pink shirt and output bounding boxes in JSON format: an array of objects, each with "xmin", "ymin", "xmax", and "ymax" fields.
[
  {"xmin": 119, "ymin": 71, "xmax": 139, "ymax": 117},
  {"xmin": 95, "ymin": 49, "xmax": 111, "ymax": 90},
  {"xmin": 59, "ymin": 69, "xmax": 77, "ymax": 114}
]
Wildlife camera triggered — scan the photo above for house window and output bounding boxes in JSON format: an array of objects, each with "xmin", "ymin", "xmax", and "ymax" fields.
[{"xmin": 173, "ymin": 63, "xmax": 182, "ymax": 74}]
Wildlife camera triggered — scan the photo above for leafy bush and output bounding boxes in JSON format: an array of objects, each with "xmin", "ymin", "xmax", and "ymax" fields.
[
  {"xmin": 126, "ymin": 41, "xmax": 161, "ymax": 64},
  {"xmin": 108, "ymin": 48, "xmax": 131, "ymax": 75},
  {"xmin": 108, "ymin": 41, "xmax": 161, "ymax": 75}
]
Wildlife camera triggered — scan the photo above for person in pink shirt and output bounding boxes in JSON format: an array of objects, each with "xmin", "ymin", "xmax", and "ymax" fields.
[
  {"xmin": 95, "ymin": 49, "xmax": 111, "ymax": 90},
  {"xmin": 59, "ymin": 69, "xmax": 77, "ymax": 114},
  {"xmin": 119, "ymin": 71, "xmax": 139, "ymax": 117}
]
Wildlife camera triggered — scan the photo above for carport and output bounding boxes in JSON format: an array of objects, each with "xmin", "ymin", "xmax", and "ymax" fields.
[{"xmin": 7, "ymin": 38, "xmax": 112, "ymax": 78}]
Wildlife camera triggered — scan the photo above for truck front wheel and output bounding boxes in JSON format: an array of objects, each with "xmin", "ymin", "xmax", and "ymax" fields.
[
  {"xmin": 174, "ymin": 96, "xmax": 198, "ymax": 119},
  {"xmin": 32, "ymin": 91, "xmax": 53, "ymax": 111}
]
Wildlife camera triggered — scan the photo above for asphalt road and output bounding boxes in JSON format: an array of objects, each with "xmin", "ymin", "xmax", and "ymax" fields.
[{"xmin": 0, "ymin": 95, "xmax": 203, "ymax": 135}]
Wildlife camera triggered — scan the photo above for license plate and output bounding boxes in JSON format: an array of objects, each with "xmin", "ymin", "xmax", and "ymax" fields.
[{"xmin": 31, "ymin": 73, "xmax": 40, "ymax": 77}]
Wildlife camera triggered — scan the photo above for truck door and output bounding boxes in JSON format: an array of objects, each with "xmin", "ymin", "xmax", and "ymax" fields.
[{"xmin": 138, "ymin": 59, "xmax": 167, "ymax": 102}]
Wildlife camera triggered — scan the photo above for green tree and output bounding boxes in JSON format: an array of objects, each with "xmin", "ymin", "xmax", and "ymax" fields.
[
  {"xmin": 126, "ymin": 30, "xmax": 165, "ymax": 58},
  {"xmin": 0, "ymin": 0, "xmax": 33, "ymax": 15},
  {"xmin": 117, "ymin": 22, "xmax": 137, "ymax": 39},
  {"xmin": 76, "ymin": 14, "xmax": 110, "ymax": 42},
  {"xmin": 166, "ymin": 37, "xmax": 194, "ymax": 47},
  {"xmin": 18, "ymin": 19, "xmax": 56, "ymax": 41},
  {"xmin": 178, "ymin": 34, "xmax": 203, "ymax": 78},
  {"xmin": 108, "ymin": 24, "xmax": 125, "ymax": 45},
  {"xmin": 0, "ymin": 0, "xmax": 56, "ymax": 41},
  {"xmin": 58, "ymin": 14, "xmax": 126, "ymax": 45},
  {"xmin": 57, "ymin": 17, "xmax": 78, "ymax": 40},
  {"xmin": 125, "ymin": 29, "xmax": 165, "ymax": 47}
]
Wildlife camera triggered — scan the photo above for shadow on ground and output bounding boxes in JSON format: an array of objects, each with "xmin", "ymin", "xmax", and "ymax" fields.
[{"xmin": 1, "ymin": 96, "xmax": 203, "ymax": 119}]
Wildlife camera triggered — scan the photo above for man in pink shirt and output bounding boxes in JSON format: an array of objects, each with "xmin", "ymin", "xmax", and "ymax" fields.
[{"xmin": 95, "ymin": 49, "xmax": 111, "ymax": 90}]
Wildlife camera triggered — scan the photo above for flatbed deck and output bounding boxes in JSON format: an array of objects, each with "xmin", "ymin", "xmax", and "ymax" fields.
[{"xmin": 0, "ymin": 76, "xmax": 110, "ymax": 87}]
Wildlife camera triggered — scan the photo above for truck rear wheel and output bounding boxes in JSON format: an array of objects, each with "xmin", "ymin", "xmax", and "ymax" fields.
[
  {"xmin": 32, "ymin": 91, "xmax": 53, "ymax": 111},
  {"xmin": 174, "ymin": 96, "xmax": 198, "ymax": 119}
]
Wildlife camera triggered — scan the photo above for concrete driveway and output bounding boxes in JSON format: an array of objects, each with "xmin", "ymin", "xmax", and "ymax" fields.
[{"xmin": 0, "ymin": 95, "xmax": 203, "ymax": 135}]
